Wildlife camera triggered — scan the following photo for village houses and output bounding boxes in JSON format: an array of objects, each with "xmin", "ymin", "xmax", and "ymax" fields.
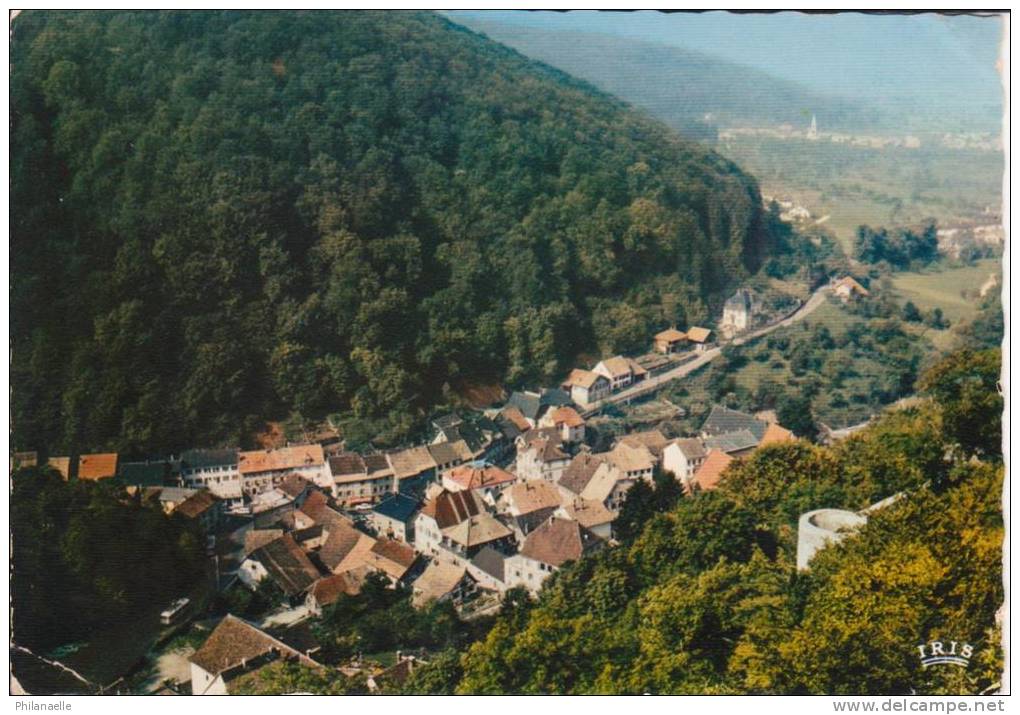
[
  {"xmin": 505, "ymin": 516, "xmax": 605, "ymax": 595},
  {"xmin": 386, "ymin": 445, "xmax": 438, "ymax": 498},
  {"xmin": 97, "ymin": 284, "xmax": 821, "ymax": 682},
  {"xmin": 653, "ymin": 327, "xmax": 687, "ymax": 355},
  {"xmin": 593, "ymin": 355, "xmax": 648, "ymax": 391},
  {"xmin": 832, "ymin": 275, "xmax": 871, "ymax": 302},
  {"xmin": 498, "ymin": 479, "xmax": 564, "ymax": 539},
  {"xmin": 686, "ymin": 326, "xmax": 713, "ymax": 352},
  {"xmin": 414, "ymin": 489, "xmax": 515, "ymax": 565},
  {"xmin": 605, "ymin": 441, "xmax": 656, "ymax": 482},
  {"xmin": 328, "ymin": 451, "xmax": 395, "ymax": 506},
  {"xmin": 662, "ymin": 438, "xmax": 708, "ymax": 487},
  {"xmin": 190, "ymin": 614, "xmax": 322, "ymax": 695},
  {"xmin": 238, "ymin": 444, "xmax": 328, "ymax": 496},
  {"xmin": 514, "ymin": 428, "xmax": 571, "ymax": 482},
  {"xmin": 367, "ymin": 492, "xmax": 420, "ymax": 542},
  {"xmin": 555, "ymin": 497, "xmax": 615, "ymax": 540},
  {"xmin": 505, "ymin": 388, "xmax": 572, "ymax": 428},
  {"xmin": 412, "ymin": 561, "xmax": 478, "ymax": 609},
  {"xmin": 560, "ymin": 368, "xmax": 611, "ymax": 407},
  {"xmin": 180, "ymin": 448, "xmax": 241, "ymax": 499},
  {"xmin": 538, "ymin": 405, "xmax": 586, "ymax": 443},
  {"xmin": 441, "ymin": 463, "xmax": 516, "ymax": 503}
]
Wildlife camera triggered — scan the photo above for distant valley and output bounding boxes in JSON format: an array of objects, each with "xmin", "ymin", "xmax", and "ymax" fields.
[{"xmin": 449, "ymin": 14, "xmax": 1005, "ymax": 253}]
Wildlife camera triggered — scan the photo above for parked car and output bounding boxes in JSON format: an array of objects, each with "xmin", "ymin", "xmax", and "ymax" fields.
[{"xmin": 160, "ymin": 598, "xmax": 190, "ymax": 625}]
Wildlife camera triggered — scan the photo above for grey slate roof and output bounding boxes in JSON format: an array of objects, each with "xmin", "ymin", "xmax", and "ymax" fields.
[
  {"xmin": 540, "ymin": 388, "xmax": 573, "ymax": 408},
  {"xmin": 432, "ymin": 413, "xmax": 464, "ymax": 431},
  {"xmin": 506, "ymin": 392, "xmax": 542, "ymax": 421},
  {"xmin": 506, "ymin": 389, "xmax": 573, "ymax": 421},
  {"xmin": 471, "ymin": 545, "xmax": 506, "ymax": 583},
  {"xmin": 704, "ymin": 429, "xmax": 759, "ymax": 454},
  {"xmin": 372, "ymin": 493, "xmax": 420, "ymax": 523},
  {"xmin": 496, "ymin": 416, "xmax": 523, "ymax": 442},
  {"xmin": 180, "ymin": 449, "xmax": 238, "ymax": 470},
  {"xmin": 701, "ymin": 405, "xmax": 768, "ymax": 441},
  {"xmin": 157, "ymin": 487, "xmax": 198, "ymax": 503},
  {"xmin": 508, "ymin": 507, "xmax": 559, "ymax": 537}
]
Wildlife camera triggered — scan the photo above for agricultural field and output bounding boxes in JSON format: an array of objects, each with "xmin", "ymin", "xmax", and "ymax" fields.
[
  {"xmin": 890, "ymin": 259, "xmax": 1001, "ymax": 323},
  {"xmin": 721, "ymin": 136, "xmax": 1004, "ymax": 254}
]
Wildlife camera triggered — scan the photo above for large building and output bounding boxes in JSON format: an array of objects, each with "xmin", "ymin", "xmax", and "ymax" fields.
[
  {"xmin": 721, "ymin": 289, "xmax": 753, "ymax": 336},
  {"xmin": 328, "ymin": 452, "xmax": 395, "ymax": 505},
  {"xmin": 237, "ymin": 444, "xmax": 328, "ymax": 495},
  {"xmin": 560, "ymin": 369, "xmax": 611, "ymax": 407},
  {"xmin": 180, "ymin": 449, "xmax": 241, "ymax": 499}
]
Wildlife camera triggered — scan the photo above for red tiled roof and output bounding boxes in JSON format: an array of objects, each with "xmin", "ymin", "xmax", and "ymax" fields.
[
  {"xmin": 175, "ymin": 489, "xmax": 218, "ymax": 519},
  {"xmin": 520, "ymin": 516, "xmax": 603, "ymax": 568},
  {"xmin": 548, "ymin": 406, "xmax": 585, "ymax": 428},
  {"xmin": 445, "ymin": 464, "xmax": 515, "ymax": 491},
  {"xmin": 77, "ymin": 453, "xmax": 119, "ymax": 480},
  {"xmin": 238, "ymin": 445, "xmax": 324, "ymax": 475},
  {"xmin": 420, "ymin": 489, "xmax": 483, "ymax": 529},
  {"xmin": 500, "ymin": 406, "xmax": 532, "ymax": 432},
  {"xmin": 191, "ymin": 615, "xmax": 317, "ymax": 676},
  {"xmin": 559, "ymin": 453, "xmax": 605, "ymax": 496},
  {"xmin": 619, "ymin": 429, "xmax": 670, "ymax": 457},
  {"xmin": 759, "ymin": 422, "xmax": 796, "ymax": 446},
  {"xmin": 686, "ymin": 326, "xmax": 712, "ymax": 343},
  {"xmin": 277, "ymin": 474, "xmax": 313, "ymax": 499},
  {"xmin": 309, "ymin": 569, "xmax": 368, "ymax": 607},
  {"xmin": 654, "ymin": 328, "xmax": 686, "ymax": 342},
  {"xmin": 503, "ymin": 480, "xmax": 562, "ymax": 515},
  {"xmin": 562, "ymin": 368, "xmax": 604, "ymax": 389},
  {"xmin": 692, "ymin": 449, "xmax": 734, "ymax": 492}
]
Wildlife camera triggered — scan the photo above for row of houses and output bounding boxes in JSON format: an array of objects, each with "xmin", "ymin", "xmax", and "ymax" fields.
[
  {"xmin": 557, "ymin": 326, "xmax": 714, "ymax": 409},
  {"xmin": 223, "ymin": 402, "xmax": 797, "ymax": 606}
]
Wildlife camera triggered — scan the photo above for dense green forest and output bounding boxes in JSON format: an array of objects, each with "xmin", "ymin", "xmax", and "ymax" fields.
[
  {"xmin": 11, "ymin": 10, "xmax": 774, "ymax": 455},
  {"xmin": 396, "ymin": 348, "xmax": 1004, "ymax": 695},
  {"xmin": 11, "ymin": 468, "xmax": 207, "ymax": 651}
]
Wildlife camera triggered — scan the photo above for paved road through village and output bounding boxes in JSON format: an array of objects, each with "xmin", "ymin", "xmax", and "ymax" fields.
[{"xmin": 583, "ymin": 284, "xmax": 833, "ymax": 416}]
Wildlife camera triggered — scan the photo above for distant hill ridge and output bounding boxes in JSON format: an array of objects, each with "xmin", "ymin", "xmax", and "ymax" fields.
[{"xmin": 449, "ymin": 17, "xmax": 884, "ymax": 136}]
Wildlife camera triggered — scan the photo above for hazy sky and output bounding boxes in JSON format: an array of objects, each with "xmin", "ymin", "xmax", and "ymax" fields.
[{"xmin": 450, "ymin": 11, "xmax": 1004, "ymax": 120}]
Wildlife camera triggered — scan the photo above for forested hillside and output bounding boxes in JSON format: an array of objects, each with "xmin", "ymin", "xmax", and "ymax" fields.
[{"xmin": 11, "ymin": 10, "xmax": 772, "ymax": 455}]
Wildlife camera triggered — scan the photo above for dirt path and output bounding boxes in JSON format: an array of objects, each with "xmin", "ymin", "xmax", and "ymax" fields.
[
  {"xmin": 979, "ymin": 272, "xmax": 998, "ymax": 298},
  {"xmin": 141, "ymin": 646, "xmax": 195, "ymax": 692}
]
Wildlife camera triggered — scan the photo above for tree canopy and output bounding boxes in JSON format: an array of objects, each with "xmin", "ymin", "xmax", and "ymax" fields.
[{"xmin": 11, "ymin": 467, "xmax": 207, "ymax": 650}]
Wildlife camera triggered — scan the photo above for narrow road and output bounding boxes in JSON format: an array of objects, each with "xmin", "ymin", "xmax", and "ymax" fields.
[{"xmin": 583, "ymin": 285, "xmax": 832, "ymax": 416}]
